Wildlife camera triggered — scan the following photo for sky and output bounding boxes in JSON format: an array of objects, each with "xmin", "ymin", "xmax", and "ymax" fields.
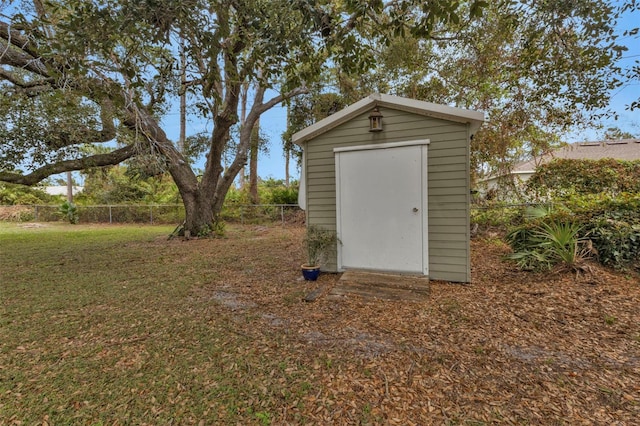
[
  {"xmin": 158, "ymin": 5, "xmax": 640, "ymax": 183},
  {"xmin": 160, "ymin": 96, "xmax": 293, "ymax": 182},
  {"xmin": 567, "ymin": 5, "xmax": 640, "ymax": 143}
]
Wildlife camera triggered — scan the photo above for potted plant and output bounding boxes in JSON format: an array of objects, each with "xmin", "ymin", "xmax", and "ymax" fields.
[{"xmin": 302, "ymin": 225, "xmax": 339, "ymax": 281}]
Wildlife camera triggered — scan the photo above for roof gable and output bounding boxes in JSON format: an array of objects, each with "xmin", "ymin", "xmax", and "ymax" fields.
[{"xmin": 292, "ymin": 93, "xmax": 485, "ymax": 145}]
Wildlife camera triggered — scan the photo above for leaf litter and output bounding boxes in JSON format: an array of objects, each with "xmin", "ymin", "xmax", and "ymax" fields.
[{"xmin": 186, "ymin": 227, "xmax": 640, "ymax": 425}]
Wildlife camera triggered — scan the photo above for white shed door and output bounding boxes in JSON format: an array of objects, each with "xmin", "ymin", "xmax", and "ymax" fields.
[{"xmin": 335, "ymin": 143, "xmax": 428, "ymax": 274}]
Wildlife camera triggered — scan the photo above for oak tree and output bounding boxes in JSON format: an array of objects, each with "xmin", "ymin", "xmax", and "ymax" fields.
[
  {"xmin": 298, "ymin": 0, "xmax": 627, "ymax": 186},
  {"xmin": 0, "ymin": 0, "xmax": 487, "ymax": 235}
]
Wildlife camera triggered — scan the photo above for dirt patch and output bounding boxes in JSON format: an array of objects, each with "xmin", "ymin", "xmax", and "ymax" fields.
[
  {"xmin": 18, "ymin": 223, "xmax": 50, "ymax": 228},
  {"xmin": 210, "ymin": 288, "xmax": 258, "ymax": 310}
]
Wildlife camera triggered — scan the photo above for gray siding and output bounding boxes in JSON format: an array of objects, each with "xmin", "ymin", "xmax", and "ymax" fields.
[{"xmin": 305, "ymin": 107, "xmax": 471, "ymax": 282}]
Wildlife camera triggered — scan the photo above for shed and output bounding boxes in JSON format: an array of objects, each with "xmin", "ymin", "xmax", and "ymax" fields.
[{"xmin": 293, "ymin": 94, "xmax": 485, "ymax": 283}]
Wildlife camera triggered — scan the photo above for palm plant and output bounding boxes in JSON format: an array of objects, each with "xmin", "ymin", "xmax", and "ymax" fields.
[
  {"xmin": 59, "ymin": 201, "xmax": 79, "ymax": 224},
  {"xmin": 506, "ymin": 219, "xmax": 594, "ymax": 272}
]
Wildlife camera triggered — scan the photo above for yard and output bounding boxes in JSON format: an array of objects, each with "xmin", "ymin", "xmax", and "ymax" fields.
[{"xmin": 0, "ymin": 223, "xmax": 638, "ymax": 425}]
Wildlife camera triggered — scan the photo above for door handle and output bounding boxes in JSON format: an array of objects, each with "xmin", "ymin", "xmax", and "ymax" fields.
[{"xmin": 412, "ymin": 207, "xmax": 419, "ymax": 213}]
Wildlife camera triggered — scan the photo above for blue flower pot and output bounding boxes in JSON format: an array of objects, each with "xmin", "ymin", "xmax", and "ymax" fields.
[{"xmin": 301, "ymin": 265, "xmax": 320, "ymax": 281}]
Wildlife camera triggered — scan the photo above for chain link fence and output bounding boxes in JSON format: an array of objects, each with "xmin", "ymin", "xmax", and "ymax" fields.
[
  {"xmin": 0, "ymin": 203, "xmax": 304, "ymax": 226},
  {"xmin": 470, "ymin": 202, "xmax": 554, "ymax": 227}
]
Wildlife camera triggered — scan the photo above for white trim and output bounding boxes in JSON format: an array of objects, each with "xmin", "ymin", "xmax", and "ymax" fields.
[
  {"xmin": 293, "ymin": 96, "xmax": 373, "ymax": 145},
  {"xmin": 421, "ymin": 144, "xmax": 429, "ymax": 276},
  {"xmin": 333, "ymin": 139, "xmax": 430, "ymax": 153},
  {"xmin": 377, "ymin": 94, "xmax": 484, "ymax": 128},
  {"xmin": 293, "ymin": 93, "xmax": 485, "ymax": 145},
  {"xmin": 335, "ymin": 152, "xmax": 344, "ymax": 271}
]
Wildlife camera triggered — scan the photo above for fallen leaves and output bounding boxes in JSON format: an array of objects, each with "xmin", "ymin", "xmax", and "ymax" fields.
[{"xmin": 187, "ymin": 228, "xmax": 640, "ymax": 424}]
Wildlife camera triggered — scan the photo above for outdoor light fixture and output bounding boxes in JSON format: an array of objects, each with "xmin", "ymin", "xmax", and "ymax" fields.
[{"xmin": 368, "ymin": 107, "xmax": 383, "ymax": 132}]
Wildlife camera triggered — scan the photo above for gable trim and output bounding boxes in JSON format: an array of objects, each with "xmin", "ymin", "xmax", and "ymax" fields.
[
  {"xmin": 333, "ymin": 139, "xmax": 430, "ymax": 153},
  {"xmin": 292, "ymin": 94, "xmax": 485, "ymax": 145}
]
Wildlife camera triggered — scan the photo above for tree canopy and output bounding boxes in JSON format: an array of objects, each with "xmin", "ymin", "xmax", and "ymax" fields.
[
  {"xmin": 1, "ymin": 0, "xmax": 489, "ymax": 234},
  {"xmin": 0, "ymin": 0, "xmax": 632, "ymax": 233},
  {"xmin": 289, "ymin": 0, "xmax": 628, "ymax": 182}
]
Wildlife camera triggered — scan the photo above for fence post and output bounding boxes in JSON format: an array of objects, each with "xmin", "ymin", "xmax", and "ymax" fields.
[
  {"xmin": 34, "ymin": 205, "xmax": 39, "ymax": 221},
  {"xmin": 150, "ymin": 206, "xmax": 154, "ymax": 224},
  {"xmin": 281, "ymin": 205, "xmax": 285, "ymax": 226},
  {"xmin": 109, "ymin": 206, "xmax": 112, "ymax": 224}
]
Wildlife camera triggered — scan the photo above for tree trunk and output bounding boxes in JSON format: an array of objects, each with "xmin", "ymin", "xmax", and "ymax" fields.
[
  {"xmin": 284, "ymin": 147, "xmax": 290, "ymax": 188},
  {"xmin": 119, "ymin": 82, "xmax": 302, "ymax": 238},
  {"xmin": 66, "ymin": 171, "xmax": 74, "ymax": 203},
  {"xmin": 121, "ymin": 106, "xmax": 219, "ymax": 237},
  {"xmin": 239, "ymin": 82, "xmax": 249, "ymax": 189},
  {"xmin": 181, "ymin": 189, "xmax": 216, "ymax": 237},
  {"xmin": 178, "ymin": 36, "xmax": 186, "ymax": 154},
  {"xmin": 285, "ymin": 103, "xmax": 290, "ymax": 188},
  {"xmin": 248, "ymin": 119, "xmax": 259, "ymax": 204}
]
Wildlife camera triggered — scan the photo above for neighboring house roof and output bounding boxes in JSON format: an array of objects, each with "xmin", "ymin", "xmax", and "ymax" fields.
[
  {"xmin": 513, "ymin": 139, "xmax": 640, "ymax": 173},
  {"xmin": 292, "ymin": 93, "xmax": 485, "ymax": 145}
]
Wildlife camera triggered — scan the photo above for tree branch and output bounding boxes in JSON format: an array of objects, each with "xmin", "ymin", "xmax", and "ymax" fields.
[
  {"xmin": 246, "ymin": 86, "xmax": 308, "ymax": 124},
  {"xmin": 0, "ymin": 21, "xmax": 39, "ymax": 58},
  {"xmin": 43, "ymin": 99, "xmax": 117, "ymax": 149},
  {"xmin": 213, "ymin": 84, "xmax": 307, "ymax": 208},
  {"xmin": 0, "ymin": 69, "xmax": 54, "ymax": 98},
  {"xmin": 0, "ymin": 39, "xmax": 50, "ymax": 77},
  {"xmin": 0, "ymin": 144, "xmax": 138, "ymax": 186}
]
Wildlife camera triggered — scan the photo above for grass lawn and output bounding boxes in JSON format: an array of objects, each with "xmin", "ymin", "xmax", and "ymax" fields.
[{"xmin": 0, "ymin": 222, "xmax": 639, "ymax": 425}]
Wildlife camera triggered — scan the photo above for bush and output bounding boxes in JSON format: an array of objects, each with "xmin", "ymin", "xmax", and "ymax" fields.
[
  {"xmin": 562, "ymin": 194, "xmax": 640, "ymax": 269},
  {"xmin": 584, "ymin": 219, "xmax": 640, "ymax": 269},
  {"xmin": 506, "ymin": 218, "xmax": 591, "ymax": 271},
  {"xmin": 0, "ymin": 206, "xmax": 35, "ymax": 222},
  {"xmin": 267, "ymin": 186, "xmax": 298, "ymax": 205},
  {"xmin": 526, "ymin": 158, "xmax": 640, "ymax": 199},
  {"xmin": 506, "ymin": 195, "xmax": 640, "ymax": 270},
  {"xmin": 303, "ymin": 225, "xmax": 339, "ymax": 267},
  {"xmin": 59, "ymin": 201, "xmax": 79, "ymax": 224},
  {"xmin": 471, "ymin": 203, "xmax": 524, "ymax": 229},
  {"xmin": 0, "ymin": 183, "xmax": 55, "ymax": 205}
]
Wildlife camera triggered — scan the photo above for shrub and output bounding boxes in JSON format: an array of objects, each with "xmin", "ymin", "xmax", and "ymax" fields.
[
  {"xmin": 0, "ymin": 183, "xmax": 55, "ymax": 205},
  {"xmin": 506, "ymin": 219, "xmax": 592, "ymax": 271},
  {"xmin": 563, "ymin": 194, "xmax": 640, "ymax": 270},
  {"xmin": 583, "ymin": 219, "xmax": 640, "ymax": 270},
  {"xmin": 0, "ymin": 206, "xmax": 35, "ymax": 222},
  {"xmin": 59, "ymin": 201, "xmax": 79, "ymax": 224},
  {"xmin": 267, "ymin": 186, "xmax": 298, "ymax": 205},
  {"xmin": 303, "ymin": 225, "xmax": 339, "ymax": 267},
  {"xmin": 525, "ymin": 158, "xmax": 640, "ymax": 198},
  {"xmin": 506, "ymin": 195, "xmax": 640, "ymax": 270},
  {"xmin": 471, "ymin": 203, "xmax": 524, "ymax": 229}
]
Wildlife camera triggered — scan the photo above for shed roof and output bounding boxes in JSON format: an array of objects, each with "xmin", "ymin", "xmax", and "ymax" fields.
[
  {"xmin": 292, "ymin": 93, "xmax": 485, "ymax": 145},
  {"xmin": 514, "ymin": 139, "xmax": 640, "ymax": 173}
]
